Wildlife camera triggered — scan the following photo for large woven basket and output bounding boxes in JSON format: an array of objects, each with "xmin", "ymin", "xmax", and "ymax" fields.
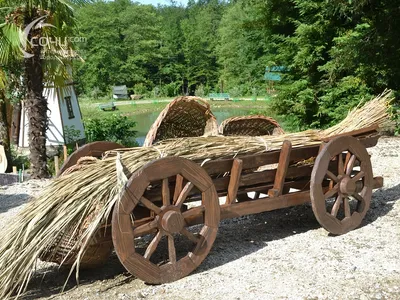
[
  {"xmin": 40, "ymin": 222, "xmax": 113, "ymax": 269},
  {"xmin": 219, "ymin": 115, "xmax": 285, "ymax": 136},
  {"xmin": 143, "ymin": 96, "xmax": 218, "ymax": 146},
  {"xmin": 40, "ymin": 157, "xmax": 113, "ymax": 269}
]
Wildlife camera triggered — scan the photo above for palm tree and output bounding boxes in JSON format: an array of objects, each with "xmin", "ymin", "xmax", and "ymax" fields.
[
  {"xmin": 0, "ymin": 0, "xmax": 89, "ymax": 178},
  {"xmin": 0, "ymin": 67, "xmax": 12, "ymax": 171}
]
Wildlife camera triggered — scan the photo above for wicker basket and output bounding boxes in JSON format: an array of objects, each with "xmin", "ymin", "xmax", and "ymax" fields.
[
  {"xmin": 143, "ymin": 96, "xmax": 218, "ymax": 146},
  {"xmin": 219, "ymin": 115, "xmax": 285, "ymax": 136},
  {"xmin": 40, "ymin": 157, "xmax": 113, "ymax": 269},
  {"xmin": 40, "ymin": 223, "xmax": 113, "ymax": 269}
]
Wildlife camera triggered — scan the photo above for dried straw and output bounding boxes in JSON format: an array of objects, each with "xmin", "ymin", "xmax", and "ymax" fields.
[{"xmin": 0, "ymin": 91, "xmax": 393, "ymax": 299}]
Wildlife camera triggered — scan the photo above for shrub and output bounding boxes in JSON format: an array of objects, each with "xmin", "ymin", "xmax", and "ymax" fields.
[
  {"xmin": 84, "ymin": 114, "xmax": 139, "ymax": 147},
  {"xmin": 195, "ymin": 84, "xmax": 205, "ymax": 97},
  {"xmin": 134, "ymin": 83, "xmax": 148, "ymax": 96}
]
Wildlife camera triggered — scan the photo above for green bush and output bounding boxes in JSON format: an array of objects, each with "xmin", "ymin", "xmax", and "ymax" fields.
[
  {"xmin": 84, "ymin": 114, "xmax": 139, "ymax": 147},
  {"xmin": 134, "ymin": 83, "xmax": 148, "ymax": 96},
  {"xmin": 161, "ymin": 82, "xmax": 180, "ymax": 97}
]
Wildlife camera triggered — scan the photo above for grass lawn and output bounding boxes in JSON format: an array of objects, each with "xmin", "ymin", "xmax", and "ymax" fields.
[{"xmin": 79, "ymin": 98, "xmax": 274, "ymax": 120}]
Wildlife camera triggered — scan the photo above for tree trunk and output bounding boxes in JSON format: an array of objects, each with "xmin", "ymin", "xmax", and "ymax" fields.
[
  {"xmin": 0, "ymin": 96, "xmax": 12, "ymax": 172},
  {"xmin": 11, "ymin": 100, "xmax": 21, "ymax": 145},
  {"xmin": 24, "ymin": 14, "xmax": 49, "ymax": 178}
]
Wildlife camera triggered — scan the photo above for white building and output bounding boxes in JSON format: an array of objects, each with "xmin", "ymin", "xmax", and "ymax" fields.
[{"xmin": 19, "ymin": 84, "xmax": 85, "ymax": 147}]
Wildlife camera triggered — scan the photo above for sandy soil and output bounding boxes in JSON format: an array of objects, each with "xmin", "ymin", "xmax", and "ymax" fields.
[{"xmin": 0, "ymin": 136, "xmax": 399, "ymax": 300}]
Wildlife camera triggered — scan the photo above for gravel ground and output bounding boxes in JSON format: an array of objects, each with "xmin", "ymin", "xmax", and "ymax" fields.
[{"xmin": 1, "ymin": 137, "xmax": 399, "ymax": 300}]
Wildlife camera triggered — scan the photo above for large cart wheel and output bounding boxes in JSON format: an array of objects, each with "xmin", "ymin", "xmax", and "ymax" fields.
[
  {"xmin": 311, "ymin": 136, "xmax": 373, "ymax": 235},
  {"xmin": 58, "ymin": 141, "xmax": 124, "ymax": 176},
  {"xmin": 112, "ymin": 157, "xmax": 220, "ymax": 284}
]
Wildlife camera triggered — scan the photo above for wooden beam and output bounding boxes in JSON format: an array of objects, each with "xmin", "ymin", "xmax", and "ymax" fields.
[
  {"xmin": 226, "ymin": 159, "xmax": 243, "ymax": 204},
  {"xmin": 321, "ymin": 125, "xmax": 378, "ymax": 142},
  {"xmin": 63, "ymin": 145, "xmax": 68, "ymax": 161},
  {"xmin": 268, "ymin": 140, "xmax": 292, "ymax": 197},
  {"xmin": 54, "ymin": 156, "xmax": 59, "ymax": 175}
]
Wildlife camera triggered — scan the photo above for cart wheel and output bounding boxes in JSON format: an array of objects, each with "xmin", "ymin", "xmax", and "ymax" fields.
[
  {"xmin": 58, "ymin": 141, "xmax": 124, "ymax": 176},
  {"xmin": 112, "ymin": 156, "xmax": 220, "ymax": 284},
  {"xmin": 311, "ymin": 136, "xmax": 373, "ymax": 235}
]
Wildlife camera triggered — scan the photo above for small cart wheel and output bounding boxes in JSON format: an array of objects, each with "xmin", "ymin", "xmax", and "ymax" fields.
[
  {"xmin": 58, "ymin": 141, "xmax": 124, "ymax": 176},
  {"xmin": 311, "ymin": 136, "xmax": 373, "ymax": 235},
  {"xmin": 112, "ymin": 157, "xmax": 220, "ymax": 284}
]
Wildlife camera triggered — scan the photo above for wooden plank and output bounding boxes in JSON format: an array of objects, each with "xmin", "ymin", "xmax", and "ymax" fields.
[
  {"xmin": 268, "ymin": 140, "xmax": 292, "ymax": 197},
  {"xmin": 201, "ymin": 145, "xmax": 320, "ymax": 174},
  {"xmin": 54, "ymin": 156, "xmax": 59, "ymax": 175},
  {"xmin": 63, "ymin": 145, "xmax": 68, "ymax": 161},
  {"xmin": 200, "ymin": 134, "xmax": 378, "ymax": 176},
  {"xmin": 360, "ymin": 134, "xmax": 380, "ymax": 148},
  {"xmin": 226, "ymin": 159, "xmax": 243, "ymax": 204},
  {"xmin": 321, "ymin": 125, "xmax": 378, "ymax": 142}
]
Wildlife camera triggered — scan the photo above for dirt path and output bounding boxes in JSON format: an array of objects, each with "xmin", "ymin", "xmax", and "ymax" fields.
[{"xmin": 1, "ymin": 137, "xmax": 399, "ymax": 300}]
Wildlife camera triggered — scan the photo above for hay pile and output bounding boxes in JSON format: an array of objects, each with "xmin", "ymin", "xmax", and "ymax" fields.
[{"xmin": 0, "ymin": 91, "xmax": 394, "ymax": 299}]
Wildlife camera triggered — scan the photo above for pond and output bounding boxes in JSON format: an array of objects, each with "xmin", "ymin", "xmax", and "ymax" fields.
[{"xmin": 133, "ymin": 107, "xmax": 254, "ymax": 146}]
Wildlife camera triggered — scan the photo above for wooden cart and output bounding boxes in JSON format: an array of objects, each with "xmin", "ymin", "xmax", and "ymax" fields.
[{"xmin": 60, "ymin": 126, "xmax": 383, "ymax": 284}]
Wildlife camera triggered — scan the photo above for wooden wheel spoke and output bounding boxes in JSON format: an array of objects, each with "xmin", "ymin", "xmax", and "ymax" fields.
[
  {"xmin": 173, "ymin": 174, "xmax": 184, "ymax": 204},
  {"xmin": 133, "ymin": 219, "xmax": 158, "ymax": 237},
  {"xmin": 324, "ymin": 184, "xmax": 338, "ymax": 199},
  {"xmin": 168, "ymin": 235, "xmax": 176, "ymax": 264},
  {"xmin": 140, "ymin": 197, "xmax": 162, "ymax": 215},
  {"xmin": 175, "ymin": 182, "xmax": 194, "ymax": 208},
  {"xmin": 352, "ymin": 192, "xmax": 365, "ymax": 203},
  {"xmin": 181, "ymin": 227, "xmax": 200, "ymax": 244},
  {"xmin": 326, "ymin": 170, "xmax": 339, "ymax": 183},
  {"xmin": 144, "ymin": 231, "xmax": 163, "ymax": 260},
  {"xmin": 162, "ymin": 178, "xmax": 171, "ymax": 207},
  {"xmin": 346, "ymin": 154, "xmax": 357, "ymax": 175},
  {"xmin": 331, "ymin": 194, "xmax": 343, "ymax": 217},
  {"xmin": 343, "ymin": 197, "xmax": 351, "ymax": 218},
  {"xmin": 338, "ymin": 153, "xmax": 344, "ymax": 176},
  {"xmin": 351, "ymin": 171, "xmax": 365, "ymax": 182}
]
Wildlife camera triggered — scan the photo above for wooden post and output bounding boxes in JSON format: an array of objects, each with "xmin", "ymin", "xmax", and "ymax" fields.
[
  {"xmin": 76, "ymin": 142, "xmax": 79, "ymax": 151},
  {"xmin": 225, "ymin": 158, "xmax": 243, "ymax": 205},
  {"xmin": 63, "ymin": 145, "xmax": 68, "ymax": 161},
  {"xmin": 12, "ymin": 166, "xmax": 17, "ymax": 174},
  {"xmin": 54, "ymin": 156, "xmax": 59, "ymax": 175},
  {"xmin": 268, "ymin": 140, "xmax": 292, "ymax": 198}
]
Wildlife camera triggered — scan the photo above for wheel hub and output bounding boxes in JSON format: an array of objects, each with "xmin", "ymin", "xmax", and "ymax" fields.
[
  {"xmin": 339, "ymin": 176, "xmax": 356, "ymax": 195},
  {"xmin": 161, "ymin": 210, "xmax": 185, "ymax": 234}
]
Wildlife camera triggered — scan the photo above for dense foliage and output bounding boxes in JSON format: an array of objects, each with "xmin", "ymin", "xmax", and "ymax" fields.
[
  {"xmin": 74, "ymin": 0, "xmax": 399, "ymax": 130},
  {"xmin": 84, "ymin": 114, "xmax": 138, "ymax": 147}
]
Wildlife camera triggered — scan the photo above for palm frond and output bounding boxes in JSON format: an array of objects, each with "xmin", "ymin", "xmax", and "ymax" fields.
[
  {"xmin": 0, "ymin": 67, "xmax": 7, "ymax": 90},
  {"xmin": 0, "ymin": 23, "xmax": 23, "ymax": 65}
]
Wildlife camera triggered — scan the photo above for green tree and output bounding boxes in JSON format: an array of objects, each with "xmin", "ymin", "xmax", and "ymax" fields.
[
  {"xmin": 181, "ymin": 0, "xmax": 225, "ymax": 94},
  {"xmin": 270, "ymin": 0, "xmax": 400, "ymax": 129}
]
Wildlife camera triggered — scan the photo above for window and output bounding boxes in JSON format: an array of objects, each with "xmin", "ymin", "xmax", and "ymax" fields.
[{"xmin": 65, "ymin": 96, "xmax": 75, "ymax": 119}]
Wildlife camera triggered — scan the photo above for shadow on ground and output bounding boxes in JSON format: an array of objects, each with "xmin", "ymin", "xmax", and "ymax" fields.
[
  {"xmin": 0, "ymin": 193, "xmax": 30, "ymax": 213},
  {"xmin": 22, "ymin": 184, "xmax": 399, "ymax": 299}
]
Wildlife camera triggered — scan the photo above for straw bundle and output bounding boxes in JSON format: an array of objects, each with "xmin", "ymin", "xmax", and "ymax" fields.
[{"xmin": 0, "ymin": 91, "xmax": 393, "ymax": 299}]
